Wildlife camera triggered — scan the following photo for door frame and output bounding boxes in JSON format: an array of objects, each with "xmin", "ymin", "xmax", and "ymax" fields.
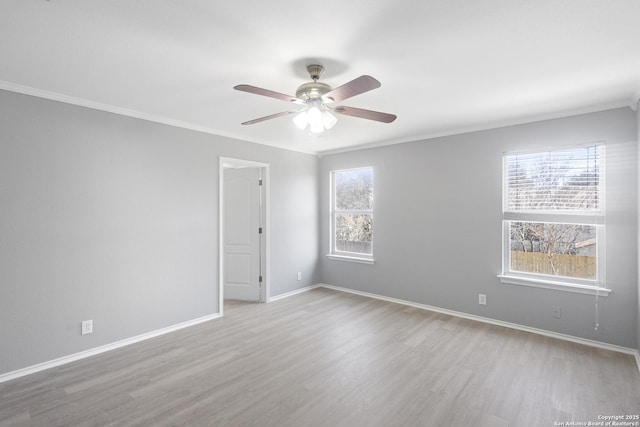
[{"xmin": 219, "ymin": 157, "xmax": 270, "ymax": 316}]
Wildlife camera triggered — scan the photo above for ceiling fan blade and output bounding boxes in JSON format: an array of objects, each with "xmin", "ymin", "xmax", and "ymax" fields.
[
  {"xmin": 333, "ymin": 106, "xmax": 397, "ymax": 123},
  {"xmin": 234, "ymin": 84, "xmax": 304, "ymax": 104},
  {"xmin": 323, "ymin": 75, "xmax": 381, "ymax": 103},
  {"xmin": 241, "ymin": 110, "xmax": 298, "ymax": 125}
]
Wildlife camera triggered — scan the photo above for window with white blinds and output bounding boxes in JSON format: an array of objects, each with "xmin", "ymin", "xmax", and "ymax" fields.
[
  {"xmin": 500, "ymin": 145, "xmax": 607, "ymax": 293},
  {"xmin": 505, "ymin": 145, "xmax": 601, "ymax": 213}
]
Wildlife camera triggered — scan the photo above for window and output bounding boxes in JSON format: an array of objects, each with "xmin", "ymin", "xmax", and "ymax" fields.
[
  {"xmin": 499, "ymin": 145, "xmax": 609, "ymax": 295},
  {"xmin": 329, "ymin": 167, "xmax": 374, "ymax": 263}
]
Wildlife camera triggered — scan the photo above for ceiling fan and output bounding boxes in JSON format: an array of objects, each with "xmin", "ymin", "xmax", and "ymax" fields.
[{"xmin": 234, "ymin": 64, "xmax": 397, "ymax": 134}]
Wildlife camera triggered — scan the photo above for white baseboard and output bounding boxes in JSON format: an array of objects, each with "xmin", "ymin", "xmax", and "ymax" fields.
[
  {"xmin": 0, "ymin": 313, "xmax": 221, "ymax": 384},
  {"xmin": 317, "ymin": 283, "xmax": 639, "ymax": 363},
  {"xmin": 269, "ymin": 284, "xmax": 321, "ymax": 302},
  {"xmin": 3, "ymin": 283, "xmax": 638, "ymax": 383}
]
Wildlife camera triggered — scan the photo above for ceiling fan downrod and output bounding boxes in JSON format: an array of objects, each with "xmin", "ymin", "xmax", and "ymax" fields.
[{"xmin": 306, "ymin": 64, "xmax": 325, "ymax": 81}]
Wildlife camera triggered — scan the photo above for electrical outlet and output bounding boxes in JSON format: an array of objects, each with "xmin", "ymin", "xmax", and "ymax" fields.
[
  {"xmin": 81, "ymin": 320, "xmax": 93, "ymax": 335},
  {"xmin": 552, "ymin": 306, "xmax": 561, "ymax": 319},
  {"xmin": 478, "ymin": 294, "xmax": 487, "ymax": 305},
  {"xmin": 297, "ymin": 272, "xmax": 302, "ymax": 281}
]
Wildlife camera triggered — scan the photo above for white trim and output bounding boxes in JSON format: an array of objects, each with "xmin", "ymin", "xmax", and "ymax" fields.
[
  {"xmin": 2, "ymin": 81, "xmax": 634, "ymax": 158},
  {"xmin": 502, "ymin": 211, "xmax": 606, "ymax": 225},
  {"xmin": 318, "ymin": 104, "xmax": 630, "ymax": 156},
  {"xmin": 219, "ymin": 157, "xmax": 271, "ymax": 310},
  {"xmin": 0, "ymin": 313, "xmax": 220, "ymax": 384},
  {"xmin": 501, "ymin": 140, "xmax": 606, "ymax": 157},
  {"xmin": 329, "ymin": 166, "xmax": 375, "ymax": 262},
  {"xmin": 0, "ymin": 81, "xmax": 317, "ymax": 156},
  {"xmin": 501, "ymin": 144, "xmax": 607, "ymax": 292},
  {"xmin": 317, "ymin": 284, "xmax": 638, "ymax": 365},
  {"xmin": 219, "ymin": 162, "xmax": 225, "ymax": 316},
  {"xmin": 497, "ymin": 274, "xmax": 612, "ymax": 296},
  {"xmin": 2, "ymin": 283, "xmax": 637, "ymax": 383},
  {"xmin": 325, "ymin": 254, "xmax": 375, "ymax": 264},
  {"xmin": 269, "ymin": 284, "xmax": 321, "ymax": 302}
]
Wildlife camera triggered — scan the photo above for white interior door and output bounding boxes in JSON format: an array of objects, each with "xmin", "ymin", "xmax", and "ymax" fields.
[{"xmin": 223, "ymin": 166, "xmax": 261, "ymax": 301}]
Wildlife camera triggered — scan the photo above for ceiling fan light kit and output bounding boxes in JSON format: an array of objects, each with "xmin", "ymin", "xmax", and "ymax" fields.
[
  {"xmin": 293, "ymin": 99, "xmax": 338, "ymax": 134},
  {"xmin": 234, "ymin": 64, "xmax": 396, "ymax": 135}
]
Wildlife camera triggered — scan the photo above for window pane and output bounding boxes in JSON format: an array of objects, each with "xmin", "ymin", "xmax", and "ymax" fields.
[
  {"xmin": 335, "ymin": 168, "xmax": 373, "ymax": 210},
  {"xmin": 335, "ymin": 213, "xmax": 372, "ymax": 254},
  {"xmin": 506, "ymin": 146, "xmax": 601, "ymax": 211},
  {"xmin": 509, "ymin": 221, "xmax": 596, "ymax": 279}
]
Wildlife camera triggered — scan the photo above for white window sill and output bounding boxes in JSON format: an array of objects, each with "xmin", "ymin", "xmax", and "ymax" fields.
[
  {"xmin": 326, "ymin": 254, "xmax": 375, "ymax": 265},
  {"xmin": 498, "ymin": 275, "xmax": 611, "ymax": 296}
]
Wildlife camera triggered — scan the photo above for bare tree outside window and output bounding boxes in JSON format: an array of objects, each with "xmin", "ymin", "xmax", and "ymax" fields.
[{"xmin": 509, "ymin": 222, "xmax": 596, "ymax": 279}]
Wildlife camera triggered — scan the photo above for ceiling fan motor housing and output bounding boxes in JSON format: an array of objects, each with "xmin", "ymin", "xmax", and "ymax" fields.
[
  {"xmin": 295, "ymin": 81, "xmax": 332, "ymax": 101},
  {"xmin": 295, "ymin": 64, "xmax": 332, "ymax": 101}
]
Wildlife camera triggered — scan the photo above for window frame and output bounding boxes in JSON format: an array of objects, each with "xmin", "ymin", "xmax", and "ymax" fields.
[
  {"xmin": 327, "ymin": 166, "xmax": 375, "ymax": 264},
  {"xmin": 498, "ymin": 144, "xmax": 610, "ymax": 296}
]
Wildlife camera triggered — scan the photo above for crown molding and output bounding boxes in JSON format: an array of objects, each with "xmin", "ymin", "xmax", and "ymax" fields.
[
  {"xmin": 318, "ymin": 101, "xmax": 632, "ymax": 156},
  {"xmin": 0, "ymin": 81, "xmax": 318, "ymax": 156}
]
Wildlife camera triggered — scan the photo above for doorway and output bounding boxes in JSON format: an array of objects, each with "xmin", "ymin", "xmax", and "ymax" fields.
[{"xmin": 219, "ymin": 157, "xmax": 269, "ymax": 315}]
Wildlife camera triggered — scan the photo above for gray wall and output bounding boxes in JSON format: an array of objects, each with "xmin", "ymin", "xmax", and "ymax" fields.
[
  {"xmin": 1, "ymin": 88, "xmax": 637, "ymax": 376},
  {"xmin": 320, "ymin": 108, "xmax": 638, "ymax": 349},
  {"xmin": 0, "ymin": 90, "xmax": 319, "ymax": 375},
  {"xmin": 637, "ymin": 101, "xmax": 640, "ymax": 353}
]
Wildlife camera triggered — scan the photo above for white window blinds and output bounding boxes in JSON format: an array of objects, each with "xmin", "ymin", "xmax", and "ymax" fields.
[{"xmin": 505, "ymin": 145, "xmax": 602, "ymax": 212}]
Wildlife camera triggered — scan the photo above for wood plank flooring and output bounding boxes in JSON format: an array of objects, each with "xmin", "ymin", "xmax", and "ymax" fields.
[{"xmin": 1, "ymin": 287, "xmax": 639, "ymax": 426}]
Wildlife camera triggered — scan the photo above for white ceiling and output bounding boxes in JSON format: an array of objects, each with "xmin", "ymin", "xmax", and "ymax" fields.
[{"xmin": 1, "ymin": 1, "xmax": 639, "ymax": 155}]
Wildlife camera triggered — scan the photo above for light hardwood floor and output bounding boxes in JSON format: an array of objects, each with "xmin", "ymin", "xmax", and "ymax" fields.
[{"xmin": 1, "ymin": 287, "xmax": 639, "ymax": 426}]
